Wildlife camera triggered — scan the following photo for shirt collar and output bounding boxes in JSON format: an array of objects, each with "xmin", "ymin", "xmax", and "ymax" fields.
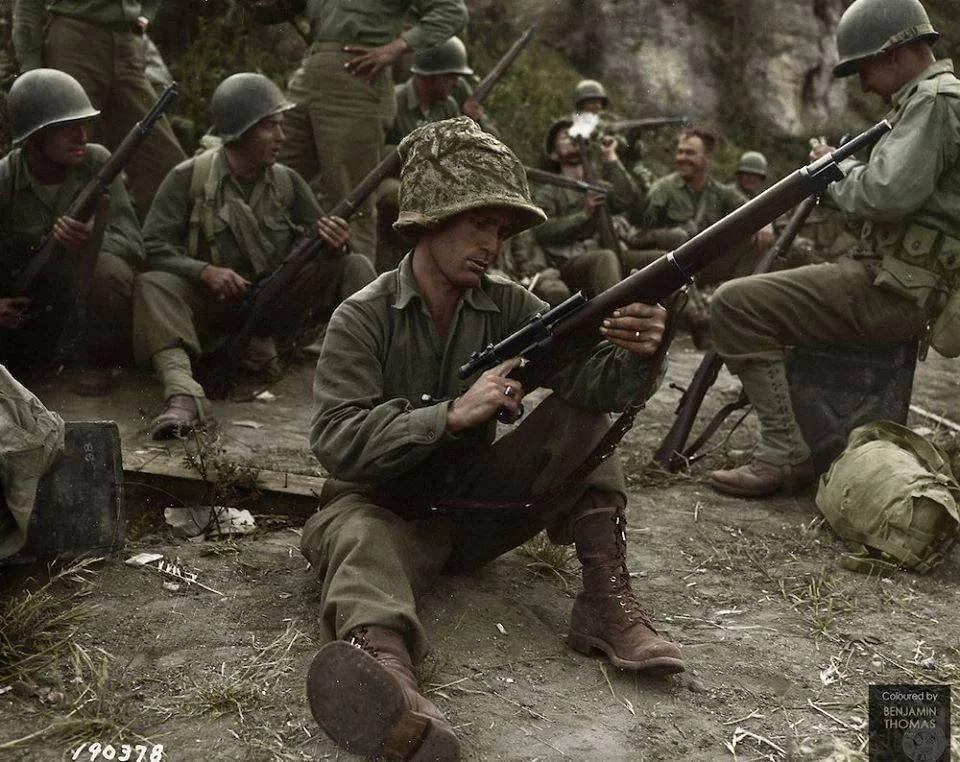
[
  {"xmin": 891, "ymin": 59, "xmax": 955, "ymax": 110},
  {"xmin": 392, "ymin": 252, "xmax": 502, "ymax": 313},
  {"xmin": 214, "ymin": 147, "xmax": 276, "ymax": 193}
]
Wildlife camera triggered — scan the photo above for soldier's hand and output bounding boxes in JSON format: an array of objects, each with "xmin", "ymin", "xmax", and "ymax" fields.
[
  {"xmin": 599, "ymin": 135, "xmax": 618, "ymax": 162},
  {"xmin": 52, "ymin": 215, "xmax": 94, "ymax": 251},
  {"xmin": 600, "ymin": 301, "xmax": 666, "ymax": 358},
  {"xmin": 584, "ymin": 190, "xmax": 606, "ymax": 216},
  {"xmin": 0, "ymin": 296, "xmax": 30, "ymax": 329},
  {"xmin": 754, "ymin": 223, "xmax": 776, "ymax": 250},
  {"xmin": 446, "ymin": 358, "xmax": 524, "ymax": 433},
  {"xmin": 343, "ymin": 39, "xmax": 409, "ymax": 83},
  {"xmin": 809, "ymin": 143, "xmax": 833, "ymax": 162},
  {"xmin": 200, "ymin": 265, "xmax": 251, "ymax": 302},
  {"xmin": 317, "ymin": 216, "xmax": 350, "ymax": 250},
  {"xmin": 461, "ymin": 99, "xmax": 485, "ymax": 122}
]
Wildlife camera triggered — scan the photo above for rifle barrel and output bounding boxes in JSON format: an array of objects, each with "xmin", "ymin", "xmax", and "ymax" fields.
[{"xmin": 524, "ymin": 166, "xmax": 607, "ymax": 195}]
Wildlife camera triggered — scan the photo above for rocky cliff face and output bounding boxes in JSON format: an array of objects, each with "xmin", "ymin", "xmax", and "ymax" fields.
[{"xmin": 472, "ymin": 0, "xmax": 959, "ymax": 140}]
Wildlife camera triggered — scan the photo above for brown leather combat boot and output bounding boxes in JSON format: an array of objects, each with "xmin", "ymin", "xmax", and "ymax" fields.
[
  {"xmin": 707, "ymin": 458, "xmax": 814, "ymax": 498},
  {"xmin": 149, "ymin": 395, "xmax": 215, "ymax": 440},
  {"xmin": 568, "ymin": 495, "xmax": 684, "ymax": 674},
  {"xmin": 307, "ymin": 626, "xmax": 460, "ymax": 761}
]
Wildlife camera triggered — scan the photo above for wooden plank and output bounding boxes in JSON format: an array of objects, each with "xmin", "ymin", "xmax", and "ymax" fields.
[{"xmin": 122, "ymin": 450, "xmax": 325, "ymax": 519}]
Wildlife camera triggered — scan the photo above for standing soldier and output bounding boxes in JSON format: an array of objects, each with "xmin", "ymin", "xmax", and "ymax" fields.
[
  {"xmin": 707, "ymin": 0, "xmax": 957, "ymax": 497},
  {"xmin": 732, "ymin": 150, "xmax": 768, "ymax": 198},
  {"xmin": 133, "ymin": 73, "xmax": 375, "ymax": 439},
  {"xmin": 377, "ymin": 36, "xmax": 494, "ymax": 273},
  {"xmin": 0, "ymin": 69, "xmax": 142, "ymax": 394},
  {"xmin": 275, "ymin": 0, "xmax": 468, "ymax": 264},
  {"xmin": 302, "ymin": 117, "xmax": 683, "ymax": 761},
  {"xmin": 12, "ymin": 0, "xmax": 187, "ymax": 219},
  {"xmin": 530, "ymin": 117, "xmax": 637, "ymax": 302}
]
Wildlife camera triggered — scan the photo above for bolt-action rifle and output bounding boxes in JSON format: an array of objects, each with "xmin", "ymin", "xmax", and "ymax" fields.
[
  {"xmin": 459, "ymin": 121, "xmax": 891, "ymax": 407},
  {"xmin": 568, "ymin": 112, "xmax": 624, "ymax": 262},
  {"xmin": 11, "ymin": 82, "xmax": 180, "ymax": 295},
  {"xmin": 201, "ymin": 26, "xmax": 537, "ymax": 399},
  {"xmin": 651, "ymin": 193, "xmax": 820, "ymax": 471},
  {"xmin": 524, "ymin": 166, "xmax": 607, "ymax": 195},
  {"xmin": 605, "ymin": 116, "xmax": 689, "ymax": 134}
]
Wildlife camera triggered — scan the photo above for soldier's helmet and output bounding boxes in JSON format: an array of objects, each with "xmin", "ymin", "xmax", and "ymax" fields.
[
  {"xmin": 7, "ymin": 69, "xmax": 100, "ymax": 145},
  {"xmin": 210, "ymin": 73, "xmax": 295, "ymax": 143},
  {"xmin": 543, "ymin": 117, "xmax": 574, "ymax": 157},
  {"xmin": 736, "ymin": 151, "xmax": 768, "ymax": 177},
  {"xmin": 573, "ymin": 79, "xmax": 608, "ymax": 108},
  {"xmin": 410, "ymin": 36, "xmax": 474, "ymax": 77},
  {"xmin": 394, "ymin": 116, "xmax": 546, "ymax": 237},
  {"xmin": 834, "ymin": 0, "xmax": 939, "ymax": 78}
]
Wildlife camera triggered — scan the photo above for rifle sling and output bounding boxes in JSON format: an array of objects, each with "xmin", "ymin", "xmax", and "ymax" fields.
[{"xmin": 678, "ymin": 390, "xmax": 749, "ymax": 464}]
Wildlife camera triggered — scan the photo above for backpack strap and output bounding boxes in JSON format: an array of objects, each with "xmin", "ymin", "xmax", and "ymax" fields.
[{"xmin": 186, "ymin": 149, "xmax": 222, "ymax": 264}]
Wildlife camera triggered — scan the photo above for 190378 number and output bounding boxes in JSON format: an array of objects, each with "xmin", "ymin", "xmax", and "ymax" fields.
[{"xmin": 71, "ymin": 742, "xmax": 164, "ymax": 761}]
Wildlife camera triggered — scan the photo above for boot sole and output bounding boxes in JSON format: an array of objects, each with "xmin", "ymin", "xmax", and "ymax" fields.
[
  {"xmin": 568, "ymin": 632, "xmax": 685, "ymax": 675},
  {"xmin": 306, "ymin": 642, "xmax": 461, "ymax": 761},
  {"xmin": 705, "ymin": 475, "xmax": 812, "ymax": 499}
]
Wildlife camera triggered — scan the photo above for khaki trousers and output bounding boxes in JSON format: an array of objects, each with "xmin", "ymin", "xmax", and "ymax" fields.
[
  {"xmin": 280, "ymin": 45, "xmax": 394, "ymax": 264},
  {"xmin": 711, "ymin": 258, "xmax": 927, "ymax": 369},
  {"xmin": 133, "ymin": 253, "xmax": 374, "ymax": 365},
  {"xmin": 2, "ymin": 252, "xmax": 134, "ymax": 372},
  {"xmin": 300, "ymin": 394, "xmax": 626, "ymax": 662},
  {"xmin": 44, "ymin": 16, "xmax": 186, "ymax": 220}
]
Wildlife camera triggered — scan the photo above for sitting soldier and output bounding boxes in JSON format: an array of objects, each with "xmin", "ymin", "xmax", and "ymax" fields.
[
  {"xmin": 0, "ymin": 69, "xmax": 142, "ymax": 395},
  {"xmin": 134, "ymin": 72, "xmax": 375, "ymax": 439},
  {"xmin": 529, "ymin": 118, "xmax": 639, "ymax": 303}
]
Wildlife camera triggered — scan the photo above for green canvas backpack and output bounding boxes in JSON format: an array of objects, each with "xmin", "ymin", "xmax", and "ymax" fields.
[{"xmin": 816, "ymin": 421, "xmax": 960, "ymax": 573}]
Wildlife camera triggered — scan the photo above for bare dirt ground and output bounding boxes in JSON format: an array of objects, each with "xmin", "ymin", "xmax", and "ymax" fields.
[{"xmin": 1, "ymin": 338, "xmax": 959, "ymax": 761}]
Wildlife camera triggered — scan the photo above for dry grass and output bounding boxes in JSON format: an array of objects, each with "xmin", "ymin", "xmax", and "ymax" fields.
[
  {"xmin": 0, "ymin": 557, "xmax": 101, "ymax": 684},
  {"xmin": 161, "ymin": 621, "xmax": 307, "ymax": 723},
  {"xmin": 520, "ymin": 532, "xmax": 578, "ymax": 590}
]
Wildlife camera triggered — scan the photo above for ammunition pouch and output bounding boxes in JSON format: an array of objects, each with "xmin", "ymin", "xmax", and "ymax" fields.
[{"xmin": 863, "ymin": 220, "xmax": 960, "ymax": 355}]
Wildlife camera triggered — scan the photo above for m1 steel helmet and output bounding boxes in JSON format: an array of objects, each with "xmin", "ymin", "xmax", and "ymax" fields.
[
  {"xmin": 7, "ymin": 69, "xmax": 99, "ymax": 144},
  {"xmin": 210, "ymin": 73, "xmax": 295, "ymax": 143},
  {"xmin": 834, "ymin": 0, "xmax": 939, "ymax": 78},
  {"xmin": 573, "ymin": 79, "xmax": 608, "ymax": 108},
  {"xmin": 410, "ymin": 37, "xmax": 474, "ymax": 77}
]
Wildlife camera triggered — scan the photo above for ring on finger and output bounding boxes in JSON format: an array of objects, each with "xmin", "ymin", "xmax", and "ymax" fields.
[
  {"xmin": 634, "ymin": 331, "xmax": 641, "ymax": 339},
  {"xmin": 504, "ymin": 385, "xmax": 515, "ymax": 398}
]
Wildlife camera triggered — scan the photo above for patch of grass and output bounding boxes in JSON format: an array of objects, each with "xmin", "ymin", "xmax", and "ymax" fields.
[
  {"xmin": 520, "ymin": 532, "xmax": 577, "ymax": 589},
  {"xmin": 779, "ymin": 569, "xmax": 852, "ymax": 638},
  {"xmin": 166, "ymin": 621, "xmax": 307, "ymax": 722},
  {"xmin": 0, "ymin": 558, "xmax": 101, "ymax": 684},
  {"xmin": 181, "ymin": 429, "xmax": 263, "ymax": 507}
]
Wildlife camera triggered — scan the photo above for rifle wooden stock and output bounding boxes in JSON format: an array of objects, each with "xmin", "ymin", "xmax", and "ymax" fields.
[
  {"xmin": 524, "ymin": 166, "xmax": 607, "ymax": 195},
  {"xmin": 12, "ymin": 82, "xmax": 180, "ymax": 295},
  {"xmin": 651, "ymin": 194, "xmax": 820, "ymax": 471},
  {"xmin": 469, "ymin": 26, "xmax": 535, "ymax": 103},
  {"xmin": 574, "ymin": 136, "xmax": 623, "ymax": 260},
  {"xmin": 463, "ymin": 120, "xmax": 890, "ymax": 393}
]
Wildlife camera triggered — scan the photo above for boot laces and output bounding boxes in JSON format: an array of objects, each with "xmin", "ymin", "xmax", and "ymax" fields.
[{"xmin": 609, "ymin": 566, "xmax": 655, "ymax": 630}]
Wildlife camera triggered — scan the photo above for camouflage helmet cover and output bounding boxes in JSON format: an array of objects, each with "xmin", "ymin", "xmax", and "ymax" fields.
[
  {"xmin": 573, "ymin": 79, "xmax": 608, "ymax": 108},
  {"xmin": 834, "ymin": 0, "xmax": 939, "ymax": 78},
  {"xmin": 410, "ymin": 36, "xmax": 474, "ymax": 77},
  {"xmin": 543, "ymin": 117, "xmax": 574, "ymax": 157},
  {"xmin": 394, "ymin": 116, "xmax": 546, "ymax": 236},
  {"xmin": 210, "ymin": 72, "xmax": 295, "ymax": 143},
  {"xmin": 736, "ymin": 150, "xmax": 768, "ymax": 177},
  {"xmin": 8, "ymin": 69, "xmax": 100, "ymax": 145}
]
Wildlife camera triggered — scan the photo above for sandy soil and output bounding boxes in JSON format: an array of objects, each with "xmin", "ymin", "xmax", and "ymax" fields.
[{"xmin": 1, "ymin": 339, "xmax": 958, "ymax": 761}]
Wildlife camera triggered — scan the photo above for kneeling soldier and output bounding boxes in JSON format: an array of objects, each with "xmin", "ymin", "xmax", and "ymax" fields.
[
  {"xmin": 303, "ymin": 117, "xmax": 683, "ymax": 761},
  {"xmin": 0, "ymin": 69, "xmax": 142, "ymax": 393},
  {"xmin": 134, "ymin": 73, "xmax": 375, "ymax": 439}
]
